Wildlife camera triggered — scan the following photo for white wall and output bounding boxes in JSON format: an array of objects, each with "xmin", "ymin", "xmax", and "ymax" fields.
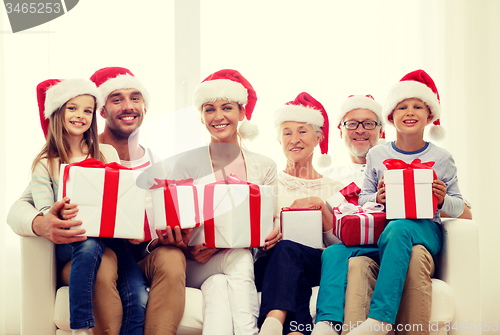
[{"xmin": 2, "ymin": 0, "xmax": 499, "ymax": 333}]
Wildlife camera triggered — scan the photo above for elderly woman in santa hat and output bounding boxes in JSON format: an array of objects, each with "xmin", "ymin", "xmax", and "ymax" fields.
[
  {"xmin": 167, "ymin": 69, "xmax": 280, "ymax": 335},
  {"xmin": 255, "ymin": 92, "xmax": 343, "ymax": 335}
]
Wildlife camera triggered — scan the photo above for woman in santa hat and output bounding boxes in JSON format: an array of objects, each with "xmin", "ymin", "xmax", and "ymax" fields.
[
  {"xmin": 168, "ymin": 69, "xmax": 280, "ymax": 335},
  {"xmin": 255, "ymin": 92, "xmax": 343, "ymax": 335}
]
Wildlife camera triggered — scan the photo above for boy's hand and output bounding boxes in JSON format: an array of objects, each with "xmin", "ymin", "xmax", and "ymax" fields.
[
  {"xmin": 433, "ymin": 180, "xmax": 447, "ymax": 206},
  {"xmin": 59, "ymin": 197, "xmax": 79, "ymax": 220},
  {"xmin": 376, "ymin": 178, "xmax": 386, "ymax": 203}
]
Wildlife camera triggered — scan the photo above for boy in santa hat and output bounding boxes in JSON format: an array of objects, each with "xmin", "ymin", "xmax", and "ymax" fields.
[{"xmin": 312, "ymin": 70, "xmax": 464, "ymax": 335}]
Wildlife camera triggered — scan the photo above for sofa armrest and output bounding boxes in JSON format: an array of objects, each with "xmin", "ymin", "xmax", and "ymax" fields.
[
  {"xmin": 434, "ymin": 219, "xmax": 481, "ymax": 334},
  {"xmin": 21, "ymin": 236, "xmax": 57, "ymax": 335}
]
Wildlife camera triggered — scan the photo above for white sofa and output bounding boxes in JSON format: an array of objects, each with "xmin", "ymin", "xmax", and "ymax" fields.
[{"xmin": 19, "ymin": 218, "xmax": 480, "ymax": 335}]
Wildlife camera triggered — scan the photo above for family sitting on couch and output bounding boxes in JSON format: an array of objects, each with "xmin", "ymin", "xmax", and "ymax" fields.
[{"xmin": 7, "ymin": 67, "xmax": 471, "ymax": 335}]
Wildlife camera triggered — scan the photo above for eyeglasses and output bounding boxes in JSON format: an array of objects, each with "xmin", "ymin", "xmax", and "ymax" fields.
[{"xmin": 342, "ymin": 120, "xmax": 381, "ymax": 130}]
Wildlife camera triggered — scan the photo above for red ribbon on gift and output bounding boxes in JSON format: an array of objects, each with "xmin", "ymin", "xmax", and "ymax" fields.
[
  {"xmin": 339, "ymin": 182, "xmax": 362, "ymax": 205},
  {"xmin": 203, "ymin": 174, "xmax": 261, "ymax": 248},
  {"xmin": 150, "ymin": 178, "xmax": 200, "ymax": 229},
  {"xmin": 383, "ymin": 158, "xmax": 439, "ymax": 218},
  {"xmin": 62, "ymin": 158, "xmax": 132, "ymax": 238}
]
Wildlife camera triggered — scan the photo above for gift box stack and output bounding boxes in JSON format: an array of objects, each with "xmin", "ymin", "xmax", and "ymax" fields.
[
  {"xmin": 383, "ymin": 158, "xmax": 439, "ymax": 220},
  {"xmin": 58, "ymin": 159, "xmax": 146, "ymax": 239}
]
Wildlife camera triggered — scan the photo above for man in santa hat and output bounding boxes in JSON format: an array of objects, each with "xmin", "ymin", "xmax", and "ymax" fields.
[
  {"xmin": 324, "ymin": 93, "xmax": 471, "ymax": 335},
  {"xmin": 8, "ymin": 67, "xmax": 188, "ymax": 335}
]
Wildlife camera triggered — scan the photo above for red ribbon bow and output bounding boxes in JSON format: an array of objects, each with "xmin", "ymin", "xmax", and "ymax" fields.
[
  {"xmin": 383, "ymin": 158, "xmax": 438, "ymax": 219},
  {"xmin": 203, "ymin": 174, "xmax": 262, "ymax": 248},
  {"xmin": 149, "ymin": 178, "xmax": 195, "ymax": 189},
  {"xmin": 62, "ymin": 158, "xmax": 132, "ymax": 238}
]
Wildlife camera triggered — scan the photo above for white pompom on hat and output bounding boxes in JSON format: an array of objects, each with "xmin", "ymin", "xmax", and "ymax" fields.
[
  {"xmin": 37, "ymin": 78, "xmax": 103, "ymax": 138},
  {"xmin": 90, "ymin": 67, "xmax": 150, "ymax": 110},
  {"xmin": 384, "ymin": 69, "xmax": 445, "ymax": 140},
  {"xmin": 274, "ymin": 92, "xmax": 331, "ymax": 167},
  {"xmin": 193, "ymin": 69, "xmax": 258, "ymax": 140}
]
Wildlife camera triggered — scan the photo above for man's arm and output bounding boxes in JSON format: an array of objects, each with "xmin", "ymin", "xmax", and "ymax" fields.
[
  {"xmin": 7, "ymin": 184, "xmax": 87, "ymax": 243},
  {"xmin": 7, "ymin": 184, "xmax": 41, "ymax": 237},
  {"xmin": 440, "ymin": 202, "xmax": 472, "ymax": 220}
]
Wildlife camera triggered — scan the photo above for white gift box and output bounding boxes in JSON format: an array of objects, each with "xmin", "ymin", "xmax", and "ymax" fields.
[
  {"xmin": 188, "ymin": 182, "xmax": 274, "ymax": 248},
  {"xmin": 384, "ymin": 168, "xmax": 437, "ymax": 220},
  {"xmin": 280, "ymin": 209, "xmax": 323, "ymax": 249},
  {"xmin": 151, "ymin": 182, "xmax": 202, "ymax": 230},
  {"xmin": 58, "ymin": 161, "xmax": 146, "ymax": 239}
]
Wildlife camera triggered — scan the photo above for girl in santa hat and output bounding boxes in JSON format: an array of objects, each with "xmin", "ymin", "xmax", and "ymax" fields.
[
  {"xmin": 255, "ymin": 92, "xmax": 343, "ymax": 335},
  {"xmin": 167, "ymin": 69, "xmax": 280, "ymax": 335},
  {"xmin": 31, "ymin": 79, "xmax": 146, "ymax": 335}
]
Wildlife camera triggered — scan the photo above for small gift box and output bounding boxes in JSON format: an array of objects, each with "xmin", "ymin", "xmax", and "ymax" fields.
[
  {"xmin": 333, "ymin": 202, "xmax": 387, "ymax": 246},
  {"xmin": 325, "ymin": 182, "xmax": 362, "ymax": 212},
  {"xmin": 58, "ymin": 159, "xmax": 146, "ymax": 239},
  {"xmin": 188, "ymin": 174, "xmax": 274, "ymax": 248},
  {"xmin": 150, "ymin": 178, "xmax": 201, "ymax": 230},
  {"xmin": 383, "ymin": 159, "xmax": 439, "ymax": 220},
  {"xmin": 280, "ymin": 207, "xmax": 323, "ymax": 249}
]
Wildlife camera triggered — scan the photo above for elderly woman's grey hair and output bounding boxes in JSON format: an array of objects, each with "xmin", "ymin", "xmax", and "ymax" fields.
[{"xmin": 276, "ymin": 122, "xmax": 324, "ymax": 143}]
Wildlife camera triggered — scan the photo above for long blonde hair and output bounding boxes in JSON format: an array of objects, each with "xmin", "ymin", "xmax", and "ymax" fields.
[{"xmin": 31, "ymin": 96, "xmax": 104, "ymax": 177}]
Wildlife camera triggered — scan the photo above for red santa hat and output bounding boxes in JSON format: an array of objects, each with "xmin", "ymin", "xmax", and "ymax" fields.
[
  {"xmin": 383, "ymin": 69, "xmax": 445, "ymax": 140},
  {"xmin": 274, "ymin": 92, "xmax": 331, "ymax": 167},
  {"xmin": 192, "ymin": 69, "xmax": 258, "ymax": 140},
  {"xmin": 90, "ymin": 67, "xmax": 150, "ymax": 110},
  {"xmin": 338, "ymin": 94, "xmax": 385, "ymax": 142},
  {"xmin": 37, "ymin": 78, "xmax": 103, "ymax": 138}
]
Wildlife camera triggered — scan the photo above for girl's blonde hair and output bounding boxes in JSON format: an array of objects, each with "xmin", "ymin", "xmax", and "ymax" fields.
[{"xmin": 31, "ymin": 95, "xmax": 104, "ymax": 177}]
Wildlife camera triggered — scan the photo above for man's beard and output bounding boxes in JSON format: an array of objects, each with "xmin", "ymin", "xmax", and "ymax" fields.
[
  {"xmin": 347, "ymin": 141, "xmax": 373, "ymax": 159},
  {"xmin": 108, "ymin": 121, "xmax": 140, "ymax": 141}
]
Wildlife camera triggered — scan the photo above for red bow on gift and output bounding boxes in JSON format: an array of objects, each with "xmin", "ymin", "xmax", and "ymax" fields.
[
  {"xmin": 383, "ymin": 158, "xmax": 435, "ymax": 170},
  {"xmin": 149, "ymin": 178, "xmax": 195, "ymax": 189},
  {"xmin": 383, "ymin": 158, "xmax": 439, "ymax": 219},
  {"xmin": 62, "ymin": 158, "xmax": 133, "ymax": 238}
]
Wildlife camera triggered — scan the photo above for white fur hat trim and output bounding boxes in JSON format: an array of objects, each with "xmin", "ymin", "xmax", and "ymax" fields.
[
  {"xmin": 193, "ymin": 79, "xmax": 248, "ymax": 111},
  {"xmin": 45, "ymin": 79, "xmax": 103, "ymax": 119},
  {"xmin": 383, "ymin": 81, "xmax": 441, "ymax": 123},
  {"xmin": 274, "ymin": 105, "xmax": 324, "ymax": 128},
  {"xmin": 98, "ymin": 74, "xmax": 150, "ymax": 110},
  {"xmin": 339, "ymin": 96, "xmax": 384, "ymax": 130}
]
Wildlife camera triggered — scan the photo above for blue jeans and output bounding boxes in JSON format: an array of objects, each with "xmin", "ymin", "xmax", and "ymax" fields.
[
  {"xmin": 256, "ymin": 240, "xmax": 323, "ymax": 335},
  {"xmin": 56, "ymin": 238, "xmax": 106, "ymax": 329},
  {"xmin": 316, "ymin": 219, "xmax": 442, "ymax": 325},
  {"xmin": 108, "ymin": 241, "xmax": 148, "ymax": 335},
  {"xmin": 57, "ymin": 239, "xmax": 148, "ymax": 333}
]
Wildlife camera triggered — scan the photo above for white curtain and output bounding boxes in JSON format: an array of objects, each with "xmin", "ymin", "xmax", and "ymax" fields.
[
  {"xmin": 2, "ymin": 0, "xmax": 499, "ymax": 332},
  {"xmin": 440, "ymin": 0, "xmax": 500, "ymax": 322}
]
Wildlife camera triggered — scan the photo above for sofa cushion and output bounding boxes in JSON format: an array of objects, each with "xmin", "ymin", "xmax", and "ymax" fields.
[{"xmin": 54, "ymin": 286, "xmax": 203, "ymax": 335}]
